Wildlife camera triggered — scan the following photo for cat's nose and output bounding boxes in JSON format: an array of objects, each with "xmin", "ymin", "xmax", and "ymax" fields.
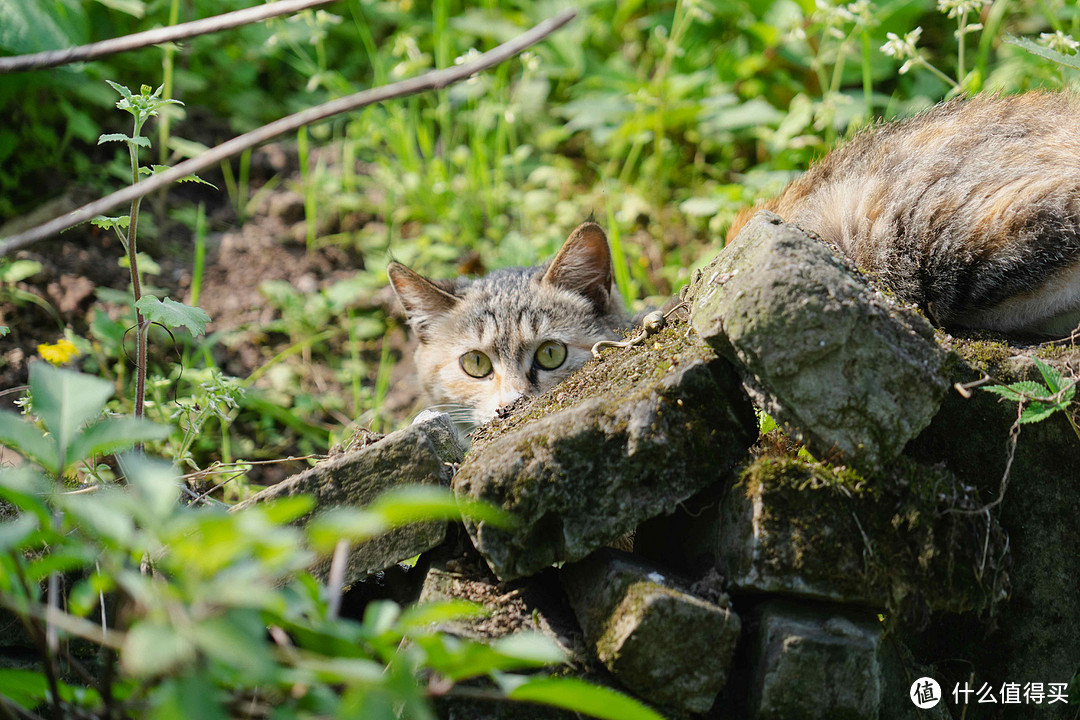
[{"xmin": 497, "ymin": 388, "xmax": 522, "ymax": 410}]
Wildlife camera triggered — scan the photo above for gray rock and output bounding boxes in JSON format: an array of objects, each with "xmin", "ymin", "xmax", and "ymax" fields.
[
  {"xmin": 562, "ymin": 550, "xmax": 741, "ymax": 714},
  {"xmin": 904, "ymin": 341, "xmax": 1080, "ymax": 719},
  {"xmin": 453, "ymin": 318, "xmax": 756, "ymax": 581},
  {"xmin": 720, "ymin": 453, "xmax": 1004, "ymax": 617},
  {"xmin": 751, "ymin": 600, "xmax": 882, "ymax": 720},
  {"xmin": 235, "ymin": 412, "xmax": 463, "ymax": 585},
  {"xmin": 690, "ymin": 211, "xmax": 949, "ymax": 469}
]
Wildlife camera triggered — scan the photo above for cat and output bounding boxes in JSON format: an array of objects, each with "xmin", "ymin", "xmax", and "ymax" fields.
[
  {"xmin": 728, "ymin": 91, "xmax": 1080, "ymax": 336},
  {"xmin": 388, "ymin": 222, "xmax": 628, "ymax": 426}
]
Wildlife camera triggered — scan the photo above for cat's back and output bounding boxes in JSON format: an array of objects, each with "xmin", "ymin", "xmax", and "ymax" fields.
[{"xmin": 739, "ymin": 92, "xmax": 1080, "ymax": 333}]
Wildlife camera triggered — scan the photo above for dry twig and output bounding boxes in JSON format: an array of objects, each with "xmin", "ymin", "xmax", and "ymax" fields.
[{"xmin": 0, "ymin": 9, "xmax": 577, "ymax": 256}]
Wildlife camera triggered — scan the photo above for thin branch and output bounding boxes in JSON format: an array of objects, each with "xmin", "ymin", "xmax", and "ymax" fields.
[
  {"xmin": 0, "ymin": 592, "xmax": 125, "ymax": 649},
  {"xmin": 0, "ymin": 0, "xmax": 340, "ymax": 74},
  {"xmin": 0, "ymin": 8, "xmax": 577, "ymax": 256}
]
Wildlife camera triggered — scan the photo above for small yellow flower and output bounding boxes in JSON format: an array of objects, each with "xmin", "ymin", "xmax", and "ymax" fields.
[{"xmin": 38, "ymin": 339, "xmax": 80, "ymax": 365}]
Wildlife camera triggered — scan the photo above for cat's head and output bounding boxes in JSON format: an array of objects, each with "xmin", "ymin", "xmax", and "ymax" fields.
[{"xmin": 388, "ymin": 222, "xmax": 627, "ymax": 426}]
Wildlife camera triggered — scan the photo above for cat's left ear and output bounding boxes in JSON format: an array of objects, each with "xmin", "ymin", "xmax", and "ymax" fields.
[
  {"xmin": 542, "ymin": 222, "xmax": 614, "ymax": 311},
  {"xmin": 388, "ymin": 262, "xmax": 459, "ymax": 341}
]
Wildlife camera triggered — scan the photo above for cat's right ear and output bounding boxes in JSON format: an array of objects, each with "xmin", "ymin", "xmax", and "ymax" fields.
[{"xmin": 388, "ymin": 262, "xmax": 459, "ymax": 341}]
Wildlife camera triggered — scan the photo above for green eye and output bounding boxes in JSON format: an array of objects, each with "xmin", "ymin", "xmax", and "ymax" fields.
[
  {"xmin": 460, "ymin": 350, "xmax": 493, "ymax": 378},
  {"xmin": 534, "ymin": 340, "xmax": 567, "ymax": 370}
]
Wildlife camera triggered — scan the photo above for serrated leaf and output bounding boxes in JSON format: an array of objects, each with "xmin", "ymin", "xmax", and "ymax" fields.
[
  {"xmin": 1019, "ymin": 401, "xmax": 1061, "ymax": 424},
  {"xmin": 98, "ymin": 133, "xmax": 131, "ymax": 144},
  {"xmin": 139, "ymin": 164, "xmax": 217, "ymax": 189},
  {"xmin": 505, "ymin": 676, "xmax": 667, "ymax": 720},
  {"xmin": 982, "ymin": 381, "xmax": 1048, "ymax": 402},
  {"xmin": 0, "ymin": 326, "xmax": 8, "ymax": 338},
  {"xmin": 1031, "ymin": 357, "xmax": 1064, "ymax": 394},
  {"xmin": 90, "ymin": 215, "xmax": 130, "ymax": 230},
  {"xmin": 134, "ymin": 296, "xmax": 210, "ymax": 335}
]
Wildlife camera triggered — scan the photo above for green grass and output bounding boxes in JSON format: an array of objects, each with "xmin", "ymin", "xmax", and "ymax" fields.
[{"xmin": 3, "ymin": 0, "xmax": 1078, "ymax": 481}]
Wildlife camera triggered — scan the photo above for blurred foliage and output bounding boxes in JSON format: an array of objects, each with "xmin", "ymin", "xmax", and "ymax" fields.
[
  {"xmin": 2, "ymin": 0, "xmax": 1077, "ymax": 490},
  {"xmin": 1, "ymin": 0, "xmax": 1078, "ymax": 716}
]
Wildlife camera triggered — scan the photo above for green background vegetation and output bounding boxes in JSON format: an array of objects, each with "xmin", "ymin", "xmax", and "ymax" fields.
[{"xmin": 0, "ymin": 0, "xmax": 1077, "ymax": 716}]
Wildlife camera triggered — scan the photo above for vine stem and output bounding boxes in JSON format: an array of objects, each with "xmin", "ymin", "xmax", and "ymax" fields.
[{"xmin": 0, "ymin": 8, "xmax": 577, "ymax": 255}]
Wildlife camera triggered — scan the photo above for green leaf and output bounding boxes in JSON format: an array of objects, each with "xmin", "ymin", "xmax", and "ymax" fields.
[
  {"xmin": 489, "ymin": 632, "xmax": 567, "ymax": 665},
  {"xmin": 0, "ymin": 514, "xmax": 39, "ymax": 553},
  {"xmin": 105, "ymin": 80, "xmax": 133, "ymax": 99},
  {"xmin": 29, "ymin": 365, "xmax": 114, "ymax": 472},
  {"xmin": 90, "ymin": 215, "xmax": 130, "ymax": 231},
  {"xmin": 1032, "ymin": 357, "xmax": 1065, "ymax": 394},
  {"xmin": 120, "ymin": 455, "xmax": 180, "ymax": 521},
  {"xmin": 370, "ymin": 485, "xmax": 514, "ymax": 528},
  {"xmin": 1004, "ymin": 35, "xmax": 1080, "ymax": 71},
  {"xmin": 0, "ymin": 326, "xmax": 7, "ymax": 338},
  {"xmin": 140, "ymin": 164, "xmax": 218, "ymax": 189},
  {"xmin": 67, "ymin": 417, "xmax": 170, "ymax": 466},
  {"xmin": 0, "ymin": 468, "xmax": 52, "ymax": 525},
  {"xmin": 258, "ymin": 495, "xmax": 316, "ymax": 524},
  {"xmin": 398, "ymin": 600, "xmax": 488, "ymax": 631},
  {"xmin": 97, "ymin": 133, "xmax": 151, "ymax": 148},
  {"xmin": 0, "ymin": 0, "xmax": 89, "ymax": 56},
  {"xmin": 135, "ymin": 296, "xmax": 210, "ymax": 335},
  {"xmin": 1, "ymin": 259, "xmax": 43, "ymax": 283},
  {"xmin": 504, "ymin": 676, "xmax": 667, "ymax": 720},
  {"xmin": 1019, "ymin": 401, "xmax": 1061, "ymax": 424},
  {"xmin": 0, "ymin": 668, "xmax": 50, "ymax": 710},
  {"xmin": 93, "ymin": 0, "xmax": 146, "ymax": 17},
  {"xmin": 56, "ymin": 490, "xmax": 135, "ymax": 546},
  {"xmin": 122, "ymin": 621, "xmax": 197, "ymax": 677},
  {"xmin": 981, "ymin": 381, "xmax": 1048, "ymax": 403},
  {"xmin": 0, "ymin": 411, "xmax": 58, "ymax": 474}
]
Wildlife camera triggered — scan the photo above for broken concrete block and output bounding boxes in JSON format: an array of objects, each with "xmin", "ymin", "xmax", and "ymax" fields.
[
  {"xmin": 453, "ymin": 318, "xmax": 756, "ymax": 581},
  {"xmin": 720, "ymin": 453, "xmax": 1005, "ymax": 617},
  {"xmin": 235, "ymin": 412, "xmax": 465, "ymax": 585},
  {"xmin": 751, "ymin": 600, "xmax": 882, "ymax": 720},
  {"xmin": 562, "ymin": 549, "xmax": 741, "ymax": 714},
  {"xmin": 690, "ymin": 211, "xmax": 949, "ymax": 469}
]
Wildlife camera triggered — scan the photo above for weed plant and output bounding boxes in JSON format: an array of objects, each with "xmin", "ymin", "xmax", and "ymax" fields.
[{"xmin": 2, "ymin": 0, "xmax": 1080, "ymax": 716}]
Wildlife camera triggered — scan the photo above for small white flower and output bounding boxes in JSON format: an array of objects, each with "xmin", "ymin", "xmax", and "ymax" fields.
[
  {"xmin": 519, "ymin": 51, "xmax": 540, "ymax": 73},
  {"xmin": 937, "ymin": 0, "xmax": 989, "ymax": 19},
  {"xmin": 1041, "ymin": 30, "xmax": 1080, "ymax": 54},
  {"xmin": 815, "ymin": 0, "xmax": 855, "ymax": 27},
  {"xmin": 881, "ymin": 27, "xmax": 922, "ymax": 60},
  {"xmin": 454, "ymin": 48, "xmax": 483, "ymax": 66}
]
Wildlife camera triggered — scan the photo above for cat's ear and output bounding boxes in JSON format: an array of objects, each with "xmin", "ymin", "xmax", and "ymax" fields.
[
  {"xmin": 542, "ymin": 222, "xmax": 614, "ymax": 311},
  {"xmin": 388, "ymin": 262, "xmax": 459, "ymax": 340}
]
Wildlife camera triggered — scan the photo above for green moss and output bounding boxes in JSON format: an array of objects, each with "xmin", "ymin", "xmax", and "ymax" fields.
[
  {"xmin": 735, "ymin": 449, "xmax": 1006, "ymax": 624},
  {"xmin": 469, "ymin": 316, "xmax": 719, "ymax": 449}
]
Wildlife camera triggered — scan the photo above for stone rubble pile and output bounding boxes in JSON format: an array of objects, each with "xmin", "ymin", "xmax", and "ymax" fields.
[{"xmin": 246, "ymin": 212, "xmax": 1080, "ymax": 720}]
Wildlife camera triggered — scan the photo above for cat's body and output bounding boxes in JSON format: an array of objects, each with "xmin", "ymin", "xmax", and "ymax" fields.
[
  {"xmin": 730, "ymin": 91, "xmax": 1080, "ymax": 335},
  {"xmin": 389, "ymin": 223, "xmax": 628, "ymax": 425}
]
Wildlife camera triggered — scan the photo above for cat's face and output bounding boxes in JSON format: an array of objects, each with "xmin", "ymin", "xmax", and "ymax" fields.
[{"xmin": 389, "ymin": 223, "xmax": 627, "ymax": 426}]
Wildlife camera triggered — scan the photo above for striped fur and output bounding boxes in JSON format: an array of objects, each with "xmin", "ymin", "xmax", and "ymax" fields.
[
  {"xmin": 730, "ymin": 92, "xmax": 1080, "ymax": 335},
  {"xmin": 389, "ymin": 222, "xmax": 628, "ymax": 425}
]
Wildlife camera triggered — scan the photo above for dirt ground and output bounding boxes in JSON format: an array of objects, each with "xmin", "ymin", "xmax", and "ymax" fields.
[{"xmin": 0, "ymin": 142, "xmax": 421, "ymax": 484}]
